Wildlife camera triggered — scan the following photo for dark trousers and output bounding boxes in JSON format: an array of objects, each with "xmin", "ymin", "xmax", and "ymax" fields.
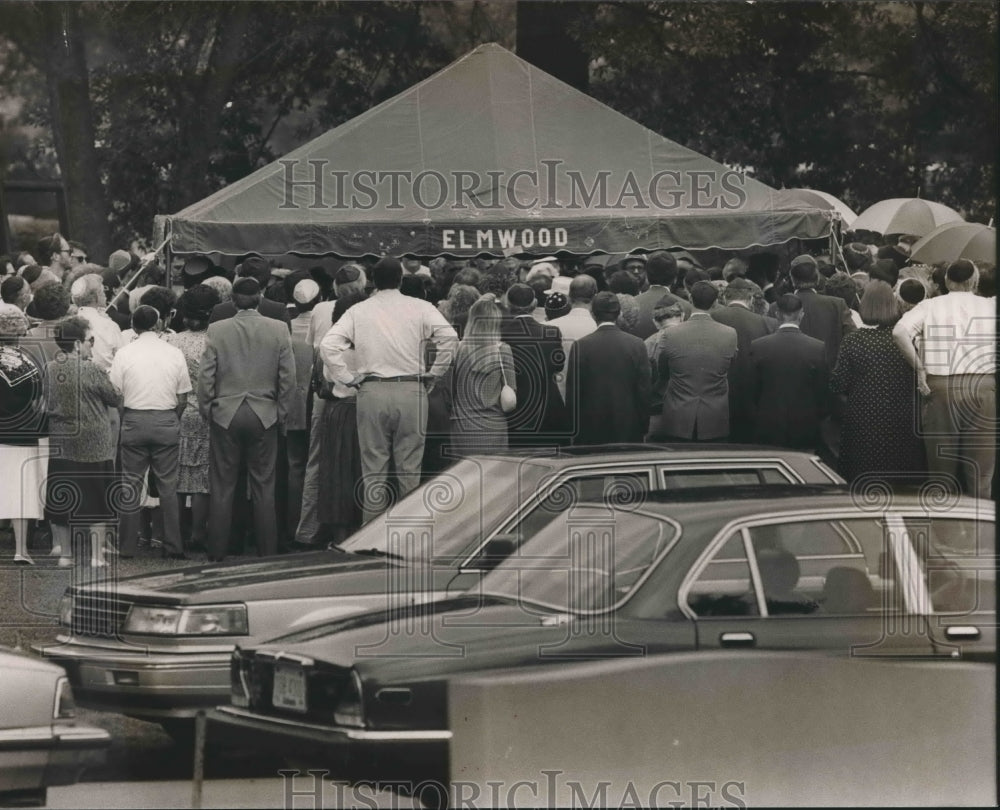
[
  {"xmin": 207, "ymin": 401, "xmax": 278, "ymax": 558},
  {"xmin": 118, "ymin": 409, "xmax": 183, "ymax": 556}
]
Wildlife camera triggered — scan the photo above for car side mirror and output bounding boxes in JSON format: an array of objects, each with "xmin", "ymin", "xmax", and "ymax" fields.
[{"xmin": 472, "ymin": 535, "xmax": 517, "ymax": 572}]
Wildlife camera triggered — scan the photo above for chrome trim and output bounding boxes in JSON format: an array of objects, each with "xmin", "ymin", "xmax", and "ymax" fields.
[
  {"xmin": 944, "ymin": 626, "xmax": 982, "ymax": 639},
  {"xmin": 678, "ymin": 508, "xmax": 990, "ymax": 620},
  {"xmin": 0, "ymin": 726, "xmax": 54, "ymax": 745},
  {"xmin": 810, "ymin": 456, "xmax": 844, "ymax": 483},
  {"xmin": 743, "ymin": 527, "xmax": 767, "ymax": 618},
  {"xmin": 657, "ymin": 459, "xmax": 804, "ymax": 486},
  {"xmin": 38, "ymin": 646, "xmax": 229, "ymax": 670},
  {"xmin": 53, "ymin": 726, "xmax": 111, "ymax": 745},
  {"xmin": 53, "ymin": 676, "xmax": 69, "ymax": 719},
  {"xmin": 212, "ymin": 706, "xmax": 452, "ymax": 741}
]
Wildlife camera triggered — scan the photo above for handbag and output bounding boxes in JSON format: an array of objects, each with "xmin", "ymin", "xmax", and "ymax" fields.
[{"xmin": 499, "ymin": 355, "xmax": 517, "ymax": 414}]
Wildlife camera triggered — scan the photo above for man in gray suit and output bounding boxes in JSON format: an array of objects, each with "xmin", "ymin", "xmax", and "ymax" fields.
[
  {"xmin": 655, "ymin": 281, "xmax": 738, "ymax": 442},
  {"xmin": 198, "ymin": 277, "xmax": 295, "ymax": 560}
]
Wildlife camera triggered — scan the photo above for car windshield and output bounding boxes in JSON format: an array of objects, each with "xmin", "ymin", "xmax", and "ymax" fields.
[
  {"xmin": 338, "ymin": 457, "xmax": 550, "ymax": 563},
  {"xmin": 481, "ymin": 505, "xmax": 678, "ymax": 613}
]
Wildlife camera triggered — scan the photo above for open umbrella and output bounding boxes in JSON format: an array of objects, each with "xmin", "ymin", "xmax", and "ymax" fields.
[
  {"xmin": 776, "ymin": 188, "xmax": 857, "ymax": 227},
  {"xmin": 909, "ymin": 221, "xmax": 996, "ymax": 265},
  {"xmin": 851, "ymin": 198, "xmax": 963, "ymax": 237}
]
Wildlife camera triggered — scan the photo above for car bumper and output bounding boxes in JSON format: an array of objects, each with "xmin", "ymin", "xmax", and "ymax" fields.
[
  {"xmin": 0, "ymin": 724, "xmax": 110, "ymax": 792},
  {"xmin": 33, "ymin": 643, "xmax": 230, "ymax": 719},
  {"xmin": 209, "ymin": 706, "xmax": 450, "ymax": 777}
]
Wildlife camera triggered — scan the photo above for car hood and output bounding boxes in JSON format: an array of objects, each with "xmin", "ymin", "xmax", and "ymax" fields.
[
  {"xmin": 250, "ymin": 597, "xmax": 693, "ymax": 682},
  {"xmin": 73, "ymin": 550, "xmax": 424, "ymax": 604},
  {"xmin": 0, "ymin": 645, "xmax": 64, "ymax": 676}
]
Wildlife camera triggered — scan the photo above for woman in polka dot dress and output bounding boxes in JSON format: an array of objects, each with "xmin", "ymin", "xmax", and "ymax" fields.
[{"xmin": 830, "ymin": 280, "xmax": 926, "ymax": 484}]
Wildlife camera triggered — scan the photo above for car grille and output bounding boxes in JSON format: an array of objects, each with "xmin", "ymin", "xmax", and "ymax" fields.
[
  {"xmin": 70, "ymin": 591, "xmax": 133, "ymax": 638},
  {"xmin": 235, "ymin": 652, "xmax": 350, "ymax": 722}
]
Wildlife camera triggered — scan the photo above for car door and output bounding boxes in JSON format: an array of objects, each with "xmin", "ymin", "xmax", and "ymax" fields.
[
  {"xmin": 899, "ymin": 511, "xmax": 996, "ymax": 662},
  {"xmin": 682, "ymin": 514, "xmax": 937, "ymax": 658}
]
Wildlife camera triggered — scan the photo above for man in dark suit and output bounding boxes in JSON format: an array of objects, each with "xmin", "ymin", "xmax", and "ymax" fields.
[
  {"xmin": 789, "ymin": 255, "xmax": 855, "ymax": 367},
  {"xmin": 655, "ymin": 281, "xmax": 738, "ymax": 441},
  {"xmin": 710, "ymin": 278, "xmax": 776, "ymax": 442},
  {"xmin": 209, "ymin": 255, "xmax": 291, "ymax": 327},
  {"xmin": 634, "ymin": 251, "xmax": 693, "ymax": 339},
  {"xmin": 501, "ymin": 283, "xmax": 569, "ymax": 446},
  {"xmin": 566, "ymin": 292, "xmax": 650, "ymax": 445},
  {"xmin": 198, "ymin": 277, "xmax": 296, "ymax": 560},
  {"xmin": 749, "ymin": 294, "xmax": 829, "ymax": 450}
]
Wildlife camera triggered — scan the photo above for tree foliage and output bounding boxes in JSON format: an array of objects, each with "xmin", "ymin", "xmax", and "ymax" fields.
[
  {"xmin": 578, "ymin": 1, "xmax": 997, "ymax": 221},
  {"xmin": 0, "ymin": 1, "xmax": 995, "ymax": 254}
]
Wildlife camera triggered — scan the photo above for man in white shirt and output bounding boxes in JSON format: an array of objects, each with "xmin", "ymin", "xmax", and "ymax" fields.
[
  {"xmin": 110, "ymin": 305, "xmax": 192, "ymax": 558},
  {"xmin": 320, "ymin": 257, "xmax": 458, "ymax": 521},
  {"xmin": 545, "ymin": 274, "xmax": 598, "ymax": 402},
  {"xmin": 893, "ymin": 259, "xmax": 996, "ymax": 498},
  {"xmin": 70, "ymin": 273, "xmax": 125, "ymax": 372}
]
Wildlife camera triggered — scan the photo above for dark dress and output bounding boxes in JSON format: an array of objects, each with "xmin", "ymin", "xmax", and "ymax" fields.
[{"xmin": 829, "ymin": 326, "xmax": 926, "ymax": 483}]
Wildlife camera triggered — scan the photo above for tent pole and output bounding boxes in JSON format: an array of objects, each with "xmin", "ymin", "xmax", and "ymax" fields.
[{"xmin": 106, "ymin": 236, "xmax": 170, "ymax": 313}]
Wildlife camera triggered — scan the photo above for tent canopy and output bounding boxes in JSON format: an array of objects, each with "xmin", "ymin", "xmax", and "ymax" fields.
[{"xmin": 159, "ymin": 43, "xmax": 832, "ymax": 259}]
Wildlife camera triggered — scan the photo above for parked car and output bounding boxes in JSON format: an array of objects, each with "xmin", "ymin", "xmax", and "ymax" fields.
[
  {"xmin": 36, "ymin": 445, "xmax": 840, "ymax": 735},
  {"xmin": 0, "ymin": 646, "xmax": 110, "ymax": 807},
  {"xmin": 211, "ymin": 486, "xmax": 995, "ymax": 783}
]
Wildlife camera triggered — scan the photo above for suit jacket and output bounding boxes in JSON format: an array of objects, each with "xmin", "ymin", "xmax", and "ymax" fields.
[
  {"xmin": 198, "ymin": 309, "xmax": 296, "ymax": 430},
  {"xmin": 749, "ymin": 326, "xmax": 829, "ymax": 450},
  {"xmin": 209, "ymin": 297, "xmax": 291, "ymax": 329},
  {"xmin": 500, "ymin": 315, "xmax": 569, "ymax": 443},
  {"xmin": 795, "ymin": 288, "xmax": 855, "ymax": 367},
  {"xmin": 633, "ymin": 286, "xmax": 693, "ymax": 339},
  {"xmin": 566, "ymin": 324, "xmax": 650, "ymax": 446},
  {"xmin": 656, "ymin": 313, "xmax": 738, "ymax": 440},
  {"xmin": 710, "ymin": 303, "xmax": 776, "ymax": 441}
]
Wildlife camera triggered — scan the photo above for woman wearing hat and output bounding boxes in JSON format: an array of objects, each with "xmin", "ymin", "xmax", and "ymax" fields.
[
  {"xmin": 166, "ymin": 285, "xmax": 221, "ymax": 551},
  {"xmin": 0, "ymin": 308, "xmax": 48, "ymax": 564}
]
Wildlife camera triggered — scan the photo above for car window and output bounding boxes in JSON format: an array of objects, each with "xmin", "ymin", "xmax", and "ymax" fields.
[
  {"xmin": 660, "ymin": 467, "xmax": 790, "ymax": 488},
  {"xmin": 688, "ymin": 518, "xmax": 906, "ymax": 618},
  {"xmin": 904, "ymin": 517, "xmax": 996, "ymax": 615},
  {"xmin": 482, "ymin": 506, "xmax": 675, "ymax": 613},
  {"xmin": 508, "ymin": 472, "xmax": 653, "ymax": 547},
  {"xmin": 687, "ymin": 531, "xmax": 760, "ymax": 617}
]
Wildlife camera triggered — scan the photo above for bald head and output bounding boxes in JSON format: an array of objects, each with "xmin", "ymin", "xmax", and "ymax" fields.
[{"xmin": 568, "ymin": 274, "xmax": 598, "ymax": 305}]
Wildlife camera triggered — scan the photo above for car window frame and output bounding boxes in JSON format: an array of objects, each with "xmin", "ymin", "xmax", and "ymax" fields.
[
  {"xmin": 677, "ymin": 508, "xmax": 951, "ymax": 620},
  {"xmin": 655, "ymin": 459, "xmax": 803, "ymax": 488},
  {"xmin": 458, "ymin": 460, "xmax": 658, "ymax": 571}
]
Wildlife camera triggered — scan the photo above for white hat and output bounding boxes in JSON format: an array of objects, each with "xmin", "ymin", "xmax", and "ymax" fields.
[
  {"xmin": 526, "ymin": 262, "xmax": 558, "ymax": 282},
  {"xmin": 293, "ymin": 278, "xmax": 320, "ymax": 304},
  {"xmin": 548, "ymin": 276, "xmax": 572, "ymax": 297}
]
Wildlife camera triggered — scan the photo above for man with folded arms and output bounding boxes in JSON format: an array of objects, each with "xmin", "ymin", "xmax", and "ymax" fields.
[{"xmin": 320, "ymin": 257, "xmax": 458, "ymax": 522}]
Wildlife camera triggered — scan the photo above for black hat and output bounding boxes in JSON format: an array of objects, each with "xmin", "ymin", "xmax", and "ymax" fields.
[
  {"xmin": 506, "ymin": 283, "xmax": 536, "ymax": 309},
  {"xmin": 946, "ymin": 259, "xmax": 976, "ymax": 284}
]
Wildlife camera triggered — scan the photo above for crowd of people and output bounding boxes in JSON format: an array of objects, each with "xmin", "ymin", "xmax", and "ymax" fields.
[{"xmin": 0, "ymin": 231, "xmax": 995, "ymax": 567}]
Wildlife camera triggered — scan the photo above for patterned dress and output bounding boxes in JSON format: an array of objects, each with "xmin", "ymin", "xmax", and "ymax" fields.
[
  {"xmin": 829, "ymin": 326, "xmax": 925, "ymax": 483},
  {"xmin": 166, "ymin": 330, "xmax": 210, "ymax": 494}
]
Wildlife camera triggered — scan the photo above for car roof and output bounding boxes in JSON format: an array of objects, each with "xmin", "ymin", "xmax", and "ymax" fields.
[
  {"xmin": 571, "ymin": 484, "xmax": 993, "ymax": 522},
  {"xmin": 473, "ymin": 443, "xmax": 829, "ymax": 465}
]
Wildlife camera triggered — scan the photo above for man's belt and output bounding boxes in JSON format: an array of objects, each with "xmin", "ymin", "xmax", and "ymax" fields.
[{"xmin": 361, "ymin": 375, "xmax": 425, "ymax": 383}]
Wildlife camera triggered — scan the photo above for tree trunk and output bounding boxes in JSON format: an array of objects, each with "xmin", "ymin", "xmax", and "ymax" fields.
[
  {"xmin": 170, "ymin": 3, "xmax": 253, "ymax": 211},
  {"xmin": 40, "ymin": 2, "xmax": 110, "ymax": 262},
  {"xmin": 515, "ymin": 1, "xmax": 589, "ymax": 92}
]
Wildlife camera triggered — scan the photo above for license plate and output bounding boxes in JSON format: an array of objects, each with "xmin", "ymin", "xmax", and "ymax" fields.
[{"xmin": 272, "ymin": 663, "xmax": 307, "ymax": 712}]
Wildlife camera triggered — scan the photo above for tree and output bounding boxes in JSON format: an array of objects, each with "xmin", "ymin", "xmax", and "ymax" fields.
[{"xmin": 0, "ymin": 2, "xmax": 111, "ymax": 260}]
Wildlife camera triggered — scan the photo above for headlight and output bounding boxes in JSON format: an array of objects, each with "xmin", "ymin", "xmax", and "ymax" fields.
[
  {"xmin": 59, "ymin": 592, "xmax": 73, "ymax": 627},
  {"xmin": 54, "ymin": 676, "xmax": 76, "ymax": 719},
  {"xmin": 123, "ymin": 604, "xmax": 248, "ymax": 636},
  {"xmin": 333, "ymin": 669, "xmax": 365, "ymax": 728}
]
